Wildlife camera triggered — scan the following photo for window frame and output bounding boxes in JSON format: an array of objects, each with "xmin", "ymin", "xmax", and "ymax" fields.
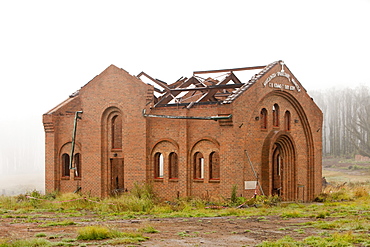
[
  {"xmin": 273, "ymin": 104, "xmax": 280, "ymax": 127},
  {"xmin": 284, "ymin": 110, "xmax": 291, "ymax": 131},
  {"xmin": 61, "ymin": 153, "xmax": 70, "ymax": 178},
  {"xmin": 260, "ymin": 108, "xmax": 268, "ymax": 130},
  {"xmin": 209, "ymin": 151, "xmax": 220, "ymax": 180},
  {"xmin": 154, "ymin": 152, "xmax": 164, "ymax": 179},
  {"xmin": 193, "ymin": 152, "xmax": 204, "ymax": 180},
  {"xmin": 74, "ymin": 153, "xmax": 81, "ymax": 179},
  {"xmin": 169, "ymin": 152, "xmax": 179, "ymax": 179},
  {"xmin": 111, "ymin": 115, "xmax": 122, "ymax": 150}
]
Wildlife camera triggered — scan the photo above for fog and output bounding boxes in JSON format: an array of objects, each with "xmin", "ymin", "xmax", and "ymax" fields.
[
  {"xmin": 0, "ymin": 115, "xmax": 44, "ymax": 195},
  {"xmin": 1, "ymin": 0, "xmax": 369, "ymax": 195}
]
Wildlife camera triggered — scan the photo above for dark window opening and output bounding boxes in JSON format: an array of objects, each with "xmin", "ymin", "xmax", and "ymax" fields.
[
  {"xmin": 260, "ymin": 108, "xmax": 267, "ymax": 129},
  {"xmin": 193, "ymin": 152, "xmax": 204, "ymax": 179},
  {"xmin": 112, "ymin": 115, "xmax": 122, "ymax": 149},
  {"xmin": 273, "ymin": 104, "xmax": 279, "ymax": 127},
  {"xmin": 154, "ymin": 152, "xmax": 164, "ymax": 178},
  {"xmin": 74, "ymin": 153, "xmax": 81, "ymax": 178},
  {"xmin": 169, "ymin": 152, "xmax": 178, "ymax": 179},
  {"xmin": 209, "ymin": 151, "xmax": 220, "ymax": 180},
  {"xmin": 285, "ymin": 111, "xmax": 291, "ymax": 131},
  {"xmin": 62, "ymin": 153, "xmax": 70, "ymax": 177}
]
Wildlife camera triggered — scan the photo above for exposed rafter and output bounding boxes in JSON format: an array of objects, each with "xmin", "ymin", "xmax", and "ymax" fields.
[
  {"xmin": 137, "ymin": 62, "xmax": 278, "ymax": 108},
  {"xmin": 193, "ymin": 65, "xmax": 266, "ymax": 75}
]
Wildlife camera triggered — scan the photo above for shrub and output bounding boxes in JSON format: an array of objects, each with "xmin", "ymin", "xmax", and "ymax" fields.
[
  {"xmin": 281, "ymin": 210, "xmax": 303, "ymax": 218},
  {"xmin": 230, "ymin": 185, "xmax": 238, "ymax": 205},
  {"xmin": 316, "ymin": 211, "xmax": 330, "ymax": 219},
  {"xmin": 130, "ymin": 182, "xmax": 155, "ymax": 200},
  {"xmin": 107, "ymin": 195, "xmax": 154, "ymax": 213},
  {"xmin": 353, "ymin": 186, "xmax": 369, "ymax": 198},
  {"xmin": 35, "ymin": 233, "xmax": 47, "ymax": 238},
  {"xmin": 77, "ymin": 226, "xmax": 122, "ymax": 240},
  {"xmin": 139, "ymin": 225, "xmax": 160, "ymax": 233}
]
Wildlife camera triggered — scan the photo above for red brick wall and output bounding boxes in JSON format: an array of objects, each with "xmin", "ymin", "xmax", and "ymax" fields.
[{"xmin": 43, "ymin": 63, "xmax": 322, "ymax": 201}]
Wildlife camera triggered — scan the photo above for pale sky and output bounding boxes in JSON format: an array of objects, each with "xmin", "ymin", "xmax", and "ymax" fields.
[{"xmin": 0, "ymin": 0, "xmax": 370, "ymax": 179}]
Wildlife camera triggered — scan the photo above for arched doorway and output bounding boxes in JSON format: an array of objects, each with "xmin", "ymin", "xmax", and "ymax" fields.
[
  {"xmin": 101, "ymin": 107, "xmax": 124, "ymax": 197},
  {"xmin": 272, "ymin": 144, "xmax": 282, "ymax": 197},
  {"xmin": 262, "ymin": 132, "xmax": 297, "ymax": 201},
  {"xmin": 274, "ymin": 134, "xmax": 296, "ymax": 201}
]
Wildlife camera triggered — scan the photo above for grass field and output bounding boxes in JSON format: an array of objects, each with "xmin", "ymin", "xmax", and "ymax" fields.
[{"xmin": 0, "ymin": 158, "xmax": 369, "ymax": 246}]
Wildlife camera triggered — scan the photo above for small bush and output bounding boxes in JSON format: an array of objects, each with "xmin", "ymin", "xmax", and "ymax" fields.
[
  {"xmin": 230, "ymin": 185, "xmax": 238, "ymax": 205},
  {"xmin": 77, "ymin": 226, "xmax": 122, "ymax": 240},
  {"xmin": 316, "ymin": 211, "xmax": 330, "ymax": 219},
  {"xmin": 353, "ymin": 186, "xmax": 369, "ymax": 198},
  {"xmin": 130, "ymin": 182, "xmax": 155, "ymax": 200},
  {"xmin": 257, "ymin": 235, "xmax": 299, "ymax": 246},
  {"xmin": 281, "ymin": 210, "xmax": 303, "ymax": 218},
  {"xmin": 139, "ymin": 225, "xmax": 160, "ymax": 233},
  {"xmin": 35, "ymin": 233, "xmax": 47, "ymax": 238}
]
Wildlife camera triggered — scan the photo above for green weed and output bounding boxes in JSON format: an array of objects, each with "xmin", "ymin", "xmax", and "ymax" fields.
[
  {"xmin": 177, "ymin": 231, "xmax": 191, "ymax": 237},
  {"xmin": 40, "ymin": 220, "xmax": 76, "ymax": 227},
  {"xmin": 76, "ymin": 225, "xmax": 143, "ymax": 241},
  {"xmin": 139, "ymin": 225, "xmax": 160, "ymax": 233},
  {"xmin": 257, "ymin": 232, "xmax": 370, "ymax": 246},
  {"xmin": 281, "ymin": 210, "xmax": 304, "ymax": 218},
  {"xmin": 0, "ymin": 238, "xmax": 51, "ymax": 247},
  {"xmin": 106, "ymin": 232, "xmax": 149, "ymax": 245},
  {"xmin": 35, "ymin": 233, "xmax": 47, "ymax": 238}
]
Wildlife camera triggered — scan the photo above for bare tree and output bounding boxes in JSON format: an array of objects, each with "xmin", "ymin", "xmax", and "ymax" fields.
[
  {"xmin": 347, "ymin": 98, "xmax": 370, "ymax": 158},
  {"xmin": 310, "ymin": 85, "xmax": 370, "ymax": 158}
]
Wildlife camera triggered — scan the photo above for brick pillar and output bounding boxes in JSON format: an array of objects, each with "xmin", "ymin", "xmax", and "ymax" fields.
[{"xmin": 43, "ymin": 114, "xmax": 58, "ymax": 193}]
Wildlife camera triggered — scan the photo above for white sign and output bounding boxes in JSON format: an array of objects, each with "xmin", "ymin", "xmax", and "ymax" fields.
[
  {"xmin": 262, "ymin": 61, "xmax": 301, "ymax": 92},
  {"xmin": 244, "ymin": 181, "xmax": 257, "ymax": 190}
]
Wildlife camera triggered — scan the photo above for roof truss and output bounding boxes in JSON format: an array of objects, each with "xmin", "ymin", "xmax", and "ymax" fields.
[{"xmin": 138, "ymin": 63, "xmax": 271, "ymax": 108}]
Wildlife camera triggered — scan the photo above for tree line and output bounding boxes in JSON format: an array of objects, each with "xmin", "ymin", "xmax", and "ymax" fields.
[{"xmin": 310, "ymin": 85, "xmax": 370, "ymax": 158}]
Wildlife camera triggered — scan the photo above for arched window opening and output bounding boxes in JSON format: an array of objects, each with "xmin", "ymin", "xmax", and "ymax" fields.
[
  {"xmin": 169, "ymin": 152, "xmax": 178, "ymax": 179},
  {"xmin": 273, "ymin": 104, "xmax": 279, "ymax": 127},
  {"xmin": 209, "ymin": 151, "xmax": 220, "ymax": 180},
  {"xmin": 112, "ymin": 115, "xmax": 122, "ymax": 149},
  {"xmin": 154, "ymin": 152, "xmax": 164, "ymax": 178},
  {"xmin": 284, "ymin": 111, "xmax": 291, "ymax": 131},
  {"xmin": 62, "ymin": 153, "xmax": 70, "ymax": 177},
  {"xmin": 260, "ymin": 108, "xmax": 267, "ymax": 129},
  {"xmin": 194, "ymin": 152, "xmax": 204, "ymax": 179},
  {"xmin": 74, "ymin": 153, "xmax": 81, "ymax": 178}
]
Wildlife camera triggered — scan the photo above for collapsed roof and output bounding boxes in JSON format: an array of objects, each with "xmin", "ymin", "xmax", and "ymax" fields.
[{"xmin": 138, "ymin": 61, "xmax": 279, "ymax": 108}]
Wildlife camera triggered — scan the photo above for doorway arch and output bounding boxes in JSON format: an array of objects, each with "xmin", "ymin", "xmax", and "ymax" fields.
[
  {"xmin": 101, "ymin": 106, "xmax": 124, "ymax": 196},
  {"xmin": 262, "ymin": 131, "xmax": 297, "ymax": 201}
]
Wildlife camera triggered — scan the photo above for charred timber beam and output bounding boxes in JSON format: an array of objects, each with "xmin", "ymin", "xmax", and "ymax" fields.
[
  {"xmin": 196, "ymin": 73, "xmax": 242, "ymax": 103},
  {"xmin": 142, "ymin": 109, "xmax": 232, "ymax": 121},
  {"xmin": 137, "ymin": 71, "xmax": 170, "ymax": 91},
  {"xmin": 193, "ymin": 65, "xmax": 266, "ymax": 74},
  {"xmin": 170, "ymin": 83, "xmax": 244, "ymax": 92}
]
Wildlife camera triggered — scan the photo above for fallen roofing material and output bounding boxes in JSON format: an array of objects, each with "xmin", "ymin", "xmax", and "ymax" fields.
[{"xmin": 138, "ymin": 61, "xmax": 280, "ymax": 108}]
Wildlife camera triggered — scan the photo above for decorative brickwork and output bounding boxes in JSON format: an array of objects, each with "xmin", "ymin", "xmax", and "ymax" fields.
[{"xmin": 43, "ymin": 61, "xmax": 323, "ymax": 201}]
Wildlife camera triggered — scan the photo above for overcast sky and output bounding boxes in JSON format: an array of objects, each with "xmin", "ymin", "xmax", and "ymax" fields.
[{"xmin": 1, "ymin": 0, "xmax": 370, "ymax": 178}]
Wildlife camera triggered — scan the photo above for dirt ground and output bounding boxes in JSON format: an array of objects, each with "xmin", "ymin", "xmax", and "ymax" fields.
[
  {"xmin": 0, "ymin": 212, "xmax": 322, "ymax": 246},
  {"xmin": 1, "ymin": 158, "xmax": 369, "ymax": 246},
  {"xmin": 322, "ymin": 158, "xmax": 370, "ymax": 183}
]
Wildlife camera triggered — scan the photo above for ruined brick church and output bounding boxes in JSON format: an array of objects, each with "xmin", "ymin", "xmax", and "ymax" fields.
[{"xmin": 43, "ymin": 61, "xmax": 323, "ymax": 201}]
